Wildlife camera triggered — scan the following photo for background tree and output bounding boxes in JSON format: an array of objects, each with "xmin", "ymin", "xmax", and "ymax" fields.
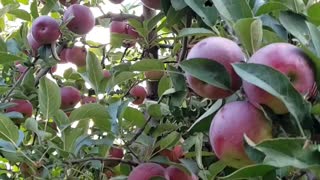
[{"xmin": 0, "ymin": 0, "xmax": 319, "ymax": 179}]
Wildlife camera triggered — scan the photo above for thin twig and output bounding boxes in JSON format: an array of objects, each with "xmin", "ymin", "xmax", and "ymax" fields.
[
  {"xmin": 178, "ymin": 13, "xmax": 192, "ymax": 63},
  {"xmin": 95, "ymin": 12, "xmax": 143, "ymax": 25},
  {"xmin": 65, "ymin": 157, "xmax": 138, "ymax": 166}
]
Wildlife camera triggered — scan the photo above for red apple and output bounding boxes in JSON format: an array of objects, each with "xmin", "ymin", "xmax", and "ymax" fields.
[
  {"xmin": 110, "ymin": 21, "xmax": 127, "ymax": 35},
  {"xmin": 144, "ymin": 71, "xmax": 163, "ymax": 81},
  {"xmin": 50, "ymin": 65, "xmax": 57, "ymax": 73},
  {"xmin": 59, "ymin": 0, "xmax": 78, "ymax": 6},
  {"xmin": 80, "ymin": 96, "xmax": 97, "ymax": 105},
  {"xmin": 165, "ymin": 166, "xmax": 198, "ymax": 180},
  {"xmin": 65, "ymin": 46, "xmax": 87, "ymax": 67},
  {"xmin": 103, "ymin": 70, "xmax": 111, "ymax": 79},
  {"xmin": 58, "ymin": 48, "xmax": 69, "ymax": 64},
  {"xmin": 27, "ymin": 34, "xmax": 41, "ymax": 57},
  {"xmin": 109, "ymin": 0, "xmax": 124, "ymax": 4},
  {"xmin": 105, "ymin": 146, "xmax": 124, "ymax": 167},
  {"xmin": 159, "ymin": 145, "xmax": 184, "ymax": 163},
  {"xmin": 31, "ymin": 16, "xmax": 61, "ymax": 44},
  {"xmin": 185, "ymin": 37, "xmax": 245, "ymax": 100},
  {"xmin": 209, "ymin": 101, "xmax": 272, "ymax": 168},
  {"xmin": 141, "ymin": 0, "xmax": 161, "ymax": 10},
  {"xmin": 129, "ymin": 85, "xmax": 147, "ymax": 105},
  {"xmin": 242, "ymin": 43, "xmax": 316, "ymax": 114},
  {"xmin": 126, "ymin": 24, "xmax": 139, "ymax": 39},
  {"xmin": 128, "ymin": 163, "xmax": 166, "ymax": 180},
  {"xmin": 60, "ymin": 86, "xmax": 81, "ymax": 109},
  {"xmin": 63, "ymin": 4, "xmax": 95, "ymax": 35},
  {"xmin": 6, "ymin": 99, "xmax": 33, "ymax": 117}
]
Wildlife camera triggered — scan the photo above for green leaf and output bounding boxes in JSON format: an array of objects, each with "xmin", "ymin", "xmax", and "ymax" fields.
[
  {"xmin": 170, "ymin": 0, "xmax": 187, "ymax": 10},
  {"xmin": 122, "ymin": 107, "xmax": 146, "ymax": 129},
  {"xmin": 255, "ymin": 2, "xmax": 288, "ymax": 16},
  {"xmin": 147, "ymin": 103, "xmax": 170, "ymax": 118},
  {"xmin": 38, "ymin": 77, "xmax": 61, "ymax": 119},
  {"xmin": 86, "ymin": 51, "xmax": 104, "ymax": 93},
  {"xmin": 0, "ymin": 114, "xmax": 19, "ymax": 145},
  {"xmin": 279, "ymin": 11, "xmax": 309, "ymax": 45},
  {"xmin": 157, "ymin": 131, "xmax": 180, "ymax": 149},
  {"xmin": 30, "ymin": 0, "xmax": 39, "ymax": 19},
  {"xmin": 187, "ymin": 99, "xmax": 223, "ymax": 132},
  {"xmin": 234, "ymin": 18, "xmax": 263, "ymax": 54},
  {"xmin": 211, "ymin": 0, "xmax": 253, "ymax": 23},
  {"xmin": 220, "ymin": 164, "xmax": 276, "ymax": 179},
  {"xmin": 130, "ymin": 59, "xmax": 165, "ymax": 71},
  {"xmin": 40, "ymin": 0, "xmax": 56, "ymax": 15},
  {"xmin": 180, "ymin": 58, "xmax": 231, "ymax": 90},
  {"xmin": 249, "ymin": 138, "xmax": 320, "ymax": 169},
  {"xmin": 158, "ymin": 75, "xmax": 172, "ymax": 97},
  {"xmin": 0, "ymin": 52, "xmax": 26, "ymax": 64},
  {"xmin": 195, "ymin": 133, "xmax": 204, "ymax": 169},
  {"xmin": 8, "ymin": 9, "xmax": 31, "ymax": 21},
  {"xmin": 178, "ymin": 28, "xmax": 215, "ymax": 38},
  {"xmin": 208, "ymin": 161, "xmax": 226, "ymax": 179},
  {"xmin": 184, "ymin": 0, "xmax": 218, "ymax": 26},
  {"xmin": 233, "ymin": 63, "xmax": 310, "ymax": 124},
  {"xmin": 107, "ymin": 71, "xmax": 137, "ymax": 91},
  {"xmin": 69, "ymin": 104, "xmax": 111, "ymax": 132},
  {"xmin": 308, "ymin": 2, "xmax": 320, "ymax": 26}
]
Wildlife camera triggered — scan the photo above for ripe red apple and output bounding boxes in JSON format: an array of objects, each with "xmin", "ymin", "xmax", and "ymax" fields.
[
  {"xmin": 128, "ymin": 163, "xmax": 166, "ymax": 180},
  {"xmin": 60, "ymin": 86, "xmax": 81, "ymax": 109},
  {"xmin": 141, "ymin": 0, "xmax": 161, "ymax": 10},
  {"xmin": 80, "ymin": 96, "xmax": 97, "ymax": 105},
  {"xmin": 109, "ymin": 0, "xmax": 124, "ymax": 4},
  {"xmin": 209, "ymin": 101, "xmax": 272, "ymax": 168},
  {"xmin": 50, "ymin": 65, "xmax": 57, "ymax": 73},
  {"xmin": 65, "ymin": 46, "xmax": 87, "ymax": 67},
  {"xmin": 126, "ymin": 24, "xmax": 139, "ymax": 39},
  {"xmin": 105, "ymin": 146, "xmax": 124, "ymax": 167},
  {"xmin": 27, "ymin": 34, "xmax": 41, "ymax": 57},
  {"xmin": 110, "ymin": 21, "xmax": 139, "ymax": 47},
  {"xmin": 63, "ymin": 4, "xmax": 95, "ymax": 35},
  {"xmin": 103, "ymin": 70, "xmax": 111, "ymax": 79},
  {"xmin": 242, "ymin": 43, "xmax": 316, "ymax": 114},
  {"xmin": 165, "ymin": 166, "xmax": 198, "ymax": 180},
  {"xmin": 6, "ymin": 99, "xmax": 33, "ymax": 117},
  {"xmin": 159, "ymin": 145, "xmax": 184, "ymax": 163},
  {"xmin": 129, "ymin": 85, "xmax": 147, "ymax": 105},
  {"xmin": 31, "ymin": 16, "xmax": 61, "ymax": 44},
  {"xmin": 185, "ymin": 37, "xmax": 245, "ymax": 100},
  {"xmin": 58, "ymin": 48, "xmax": 68, "ymax": 64},
  {"xmin": 110, "ymin": 21, "xmax": 127, "ymax": 35},
  {"xmin": 59, "ymin": 0, "xmax": 78, "ymax": 6}
]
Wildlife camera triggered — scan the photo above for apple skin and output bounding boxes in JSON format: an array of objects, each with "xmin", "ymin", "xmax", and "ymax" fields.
[
  {"xmin": 58, "ymin": 48, "xmax": 68, "ymax": 64},
  {"xmin": 31, "ymin": 16, "xmax": 61, "ymax": 44},
  {"xmin": 27, "ymin": 34, "xmax": 41, "ymax": 57},
  {"xmin": 129, "ymin": 85, "xmax": 147, "ymax": 105},
  {"xmin": 243, "ymin": 43, "xmax": 316, "ymax": 114},
  {"xmin": 185, "ymin": 37, "xmax": 245, "ymax": 100},
  {"xmin": 65, "ymin": 46, "xmax": 87, "ymax": 67},
  {"xmin": 60, "ymin": 86, "xmax": 81, "ymax": 109},
  {"xmin": 63, "ymin": 4, "xmax": 95, "ymax": 35},
  {"xmin": 110, "ymin": 21, "xmax": 139, "ymax": 47},
  {"xmin": 209, "ymin": 101, "xmax": 272, "ymax": 169},
  {"xmin": 110, "ymin": 21, "xmax": 127, "ymax": 35},
  {"xmin": 144, "ymin": 71, "xmax": 163, "ymax": 81},
  {"xmin": 128, "ymin": 163, "xmax": 166, "ymax": 180},
  {"xmin": 159, "ymin": 145, "xmax": 184, "ymax": 163},
  {"xmin": 80, "ymin": 96, "xmax": 97, "ymax": 105},
  {"xmin": 105, "ymin": 146, "xmax": 124, "ymax": 167},
  {"xmin": 59, "ymin": 0, "xmax": 78, "ymax": 6},
  {"xmin": 103, "ymin": 70, "xmax": 111, "ymax": 79},
  {"xmin": 141, "ymin": 0, "xmax": 161, "ymax": 10},
  {"xmin": 109, "ymin": 0, "xmax": 124, "ymax": 4},
  {"xmin": 6, "ymin": 99, "xmax": 33, "ymax": 117},
  {"xmin": 165, "ymin": 166, "xmax": 198, "ymax": 180}
]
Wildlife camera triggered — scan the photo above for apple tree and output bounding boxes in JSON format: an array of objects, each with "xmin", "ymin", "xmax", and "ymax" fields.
[{"xmin": 0, "ymin": 0, "xmax": 320, "ymax": 179}]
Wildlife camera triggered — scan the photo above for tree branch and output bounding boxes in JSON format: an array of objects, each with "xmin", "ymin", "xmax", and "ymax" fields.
[
  {"xmin": 65, "ymin": 157, "xmax": 138, "ymax": 167},
  {"xmin": 95, "ymin": 12, "xmax": 143, "ymax": 25},
  {"xmin": 178, "ymin": 12, "xmax": 192, "ymax": 63}
]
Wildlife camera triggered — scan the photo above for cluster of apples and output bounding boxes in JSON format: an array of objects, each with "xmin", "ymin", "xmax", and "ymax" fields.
[
  {"xmin": 104, "ymin": 145, "xmax": 198, "ymax": 180},
  {"xmin": 185, "ymin": 36, "xmax": 316, "ymax": 168}
]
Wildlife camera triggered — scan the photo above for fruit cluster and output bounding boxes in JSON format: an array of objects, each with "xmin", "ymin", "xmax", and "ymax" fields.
[{"xmin": 185, "ymin": 36, "xmax": 316, "ymax": 168}]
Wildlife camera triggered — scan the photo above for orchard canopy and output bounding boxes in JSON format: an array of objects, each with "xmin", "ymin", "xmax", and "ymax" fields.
[{"xmin": 0, "ymin": 0, "xmax": 320, "ymax": 179}]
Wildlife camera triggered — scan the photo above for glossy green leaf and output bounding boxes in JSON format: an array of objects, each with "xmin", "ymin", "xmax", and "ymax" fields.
[
  {"xmin": 234, "ymin": 18, "xmax": 263, "ymax": 54},
  {"xmin": 178, "ymin": 28, "xmax": 215, "ymax": 38},
  {"xmin": 184, "ymin": 0, "xmax": 218, "ymax": 26},
  {"xmin": 220, "ymin": 164, "xmax": 276, "ymax": 179},
  {"xmin": 0, "ymin": 52, "xmax": 26, "ymax": 64},
  {"xmin": 38, "ymin": 77, "xmax": 61, "ymax": 119},
  {"xmin": 86, "ymin": 51, "xmax": 104, "ymax": 93},
  {"xmin": 180, "ymin": 58, "xmax": 231, "ymax": 90},
  {"xmin": 255, "ymin": 2, "xmax": 288, "ymax": 16},
  {"xmin": 130, "ymin": 59, "xmax": 165, "ymax": 71},
  {"xmin": 212, "ymin": 0, "xmax": 253, "ymax": 23},
  {"xmin": 69, "ymin": 104, "xmax": 111, "ymax": 132},
  {"xmin": 0, "ymin": 114, "xmax": 19, "ymax": 145}
]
